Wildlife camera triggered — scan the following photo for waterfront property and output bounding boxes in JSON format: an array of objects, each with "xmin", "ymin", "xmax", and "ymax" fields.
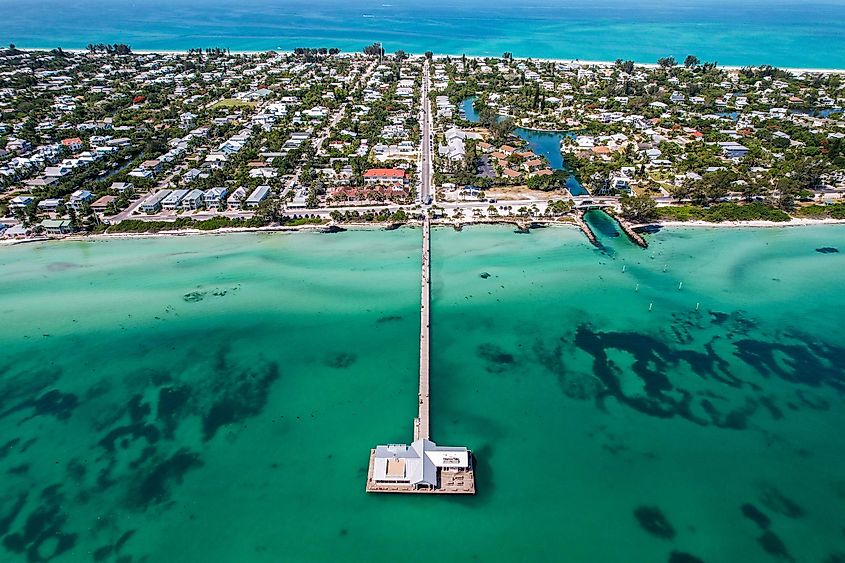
[
  {"xmin": 139, "ymin": 189, "xmax": 171, "ymax": 213},
  {"xmin": 367, "ymin": 215, "xmax": 475, "ymax": 495},
  {"xmin": 180, "ymin": 189, "xmax": 205, "ymax": 210},
  {"xmin": 40, "ymin": 218, "xmax": 72, "ymax": 234},
  {"xmin": 245, "ymin": 185, "xmax": 271, "ymax": 208},
  {"xmin": 161, "ymin": 189, "xmax": 189, "ymax": 210},
  {"xmin": 367, "ymin": 440, "xmax": 475, "ymax": 493}
]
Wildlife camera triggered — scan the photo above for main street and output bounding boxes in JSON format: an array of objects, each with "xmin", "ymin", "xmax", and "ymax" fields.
[{"xmin": 418, "ymin": 60, "xmax": 433, "ymax": 205}]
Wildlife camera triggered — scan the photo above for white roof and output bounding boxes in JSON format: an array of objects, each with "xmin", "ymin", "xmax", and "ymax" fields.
[{"xmin": 373, "ymin": 439, "xmax": 469, "ymax": 487}]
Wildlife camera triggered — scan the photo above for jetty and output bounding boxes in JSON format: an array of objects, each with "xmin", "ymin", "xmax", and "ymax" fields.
[
  {"xmin": 610, "ymin": 214, "xmax": 649, "ymax": 248},
  {"xmin": 574, "ymin": 211, "xmax": 600, "ymax": 248},
  {"xmin": 366, "ymin": 67, "xmax": 475, "ymax": 494}
]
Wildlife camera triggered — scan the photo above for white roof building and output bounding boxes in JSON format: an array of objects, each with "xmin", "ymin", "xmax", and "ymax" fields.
[{"xmin": 372, "ymin": 440, "xmax": 470, "ymax": 489}]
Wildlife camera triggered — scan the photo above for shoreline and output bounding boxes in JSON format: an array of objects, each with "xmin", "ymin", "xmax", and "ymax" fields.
[
  {"xmin": 640, "ymin": 217, "xmax": 845, "ymax": 229},
  {"xmin": 10, "ymin": 47, "xmax": 845, "ymax": 74},
  {"xmin": 5, "ymin": 216, "xmax": 845, "ymax": 247}
]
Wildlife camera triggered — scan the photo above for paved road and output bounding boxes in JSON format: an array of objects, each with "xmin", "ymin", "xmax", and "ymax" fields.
[{"xmin": 419, "ymin": 61, "xmax": 433, "ymax": 205}]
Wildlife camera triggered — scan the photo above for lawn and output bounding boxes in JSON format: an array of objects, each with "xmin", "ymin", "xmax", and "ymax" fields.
[{"xmin": 210, "ymin": 98, "xmax": 257, "ymax": 110}]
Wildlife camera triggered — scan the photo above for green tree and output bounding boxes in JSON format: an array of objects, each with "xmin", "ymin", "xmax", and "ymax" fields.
[
  {"xmin": 306, "ymin": 186, "xmax": 318, "ymax": 208},
  {"xmin": 620, "ymin": 194, "xmax": 658, "ymax": 222},
  {"xmin": 684, "ymin": 55, "xmax": 701, "ymax": 68}
]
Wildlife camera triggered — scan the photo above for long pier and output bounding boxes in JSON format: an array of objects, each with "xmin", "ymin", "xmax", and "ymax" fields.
[
  {"xmin": 365, "ymin": 63, "xmax": 473, "ymax": 495},
  {"xmin": 414, "ymin": 213, "xmax": 431, "ymax": 441}
]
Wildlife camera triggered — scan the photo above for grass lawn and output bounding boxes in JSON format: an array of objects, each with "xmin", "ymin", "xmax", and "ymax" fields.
[{"xmin": 211, "ymin": 98, "xmax": 257, "ymax": 110}]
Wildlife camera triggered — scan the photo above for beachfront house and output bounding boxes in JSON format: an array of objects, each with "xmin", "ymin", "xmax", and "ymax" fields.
[
  {"xmin": 227, "ymin": 186, "xmax": 248, "ymax": 209},
  {"xmin": 4, "ymin": 225, "xmax": 31, "ymax": 238},
  {"xmin": 180, "ymin": 189, "xmax": 205, "ymax": 210},
  {"xmin": 40, "ymin": 219, "xmax": 73, "ymax": 235},
  {"xmin": 161, "ymin": 189, "xmax": 189, "ymax": 210},
  {"xmin": 245, "ymin": 185, "xmax": 270, "ymax": 208},
  {"xmin": 139, "ymin": 189, "xmax": 172, "ymax": 213},
  {"xmin": 203, "ymin": 187, "xmax": 228, "ymax": 208}
]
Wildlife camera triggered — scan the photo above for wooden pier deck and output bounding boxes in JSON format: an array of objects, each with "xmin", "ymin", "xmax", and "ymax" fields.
[
  {"xmin": 365, "ymin": 449, "xmax": 475, "ymax": 494},
  {"xmin": 415, "ymin": 214, "xmax": 431, "ymax": 441}
]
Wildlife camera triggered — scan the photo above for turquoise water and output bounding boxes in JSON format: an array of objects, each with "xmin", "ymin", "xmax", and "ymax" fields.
[
  {"xmin": 1, "ymin": 225, "xmax": 845, "ymax": 561},
  {"xmin": 2, "ymin": 0, "xmax": 845, "ymax": 68},
  {"xmin": 461, "ymin": 97, "xmax": 587, "ymax": 195}
]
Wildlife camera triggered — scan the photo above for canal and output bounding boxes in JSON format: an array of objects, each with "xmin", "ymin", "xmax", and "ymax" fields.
[{"xmin": 460, "ymin": 97, "xmax": 587, "ymax": 195}]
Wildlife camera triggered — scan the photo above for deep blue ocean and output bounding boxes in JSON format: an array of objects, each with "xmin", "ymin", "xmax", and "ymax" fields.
[{"xmin": 1, "ymin": 0, "xmax": 844, "ymax": 68}]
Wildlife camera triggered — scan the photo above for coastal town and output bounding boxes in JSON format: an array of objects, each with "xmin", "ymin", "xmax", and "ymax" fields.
[
  {"xmin": 3, "ymin": 3, "xmax": 845, "ymax": 559},
  {"xmin": 1, "ymin": 44, "xmax": 844, "ymax": 241}
]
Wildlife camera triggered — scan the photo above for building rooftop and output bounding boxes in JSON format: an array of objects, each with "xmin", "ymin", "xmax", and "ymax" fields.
[{"xmin": 369, "ymin": 439, "xmax": 473, "ymax": 492}]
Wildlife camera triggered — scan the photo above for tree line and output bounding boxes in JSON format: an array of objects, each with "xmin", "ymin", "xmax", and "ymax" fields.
[{"xmin": 86, "ymin": 43, "xmax": 132, "ymax": 55}]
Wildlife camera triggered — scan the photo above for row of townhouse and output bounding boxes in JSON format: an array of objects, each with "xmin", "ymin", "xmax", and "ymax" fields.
[{"xmin": 137, "ymin": 185, "xmax": 270, "ymax": 213}]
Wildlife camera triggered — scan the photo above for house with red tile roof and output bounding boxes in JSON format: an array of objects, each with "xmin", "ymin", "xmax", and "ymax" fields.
[
  {"xmin": 363, "ymin": 168, "xmax": 407, "ymax": 185},
  {"xmin": 62, "ymin": 137, "xmax": 83, "ymax": 152}
]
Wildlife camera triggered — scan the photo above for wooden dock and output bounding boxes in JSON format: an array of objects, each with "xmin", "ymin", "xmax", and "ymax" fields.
[{"xmin": 415, "ymin": 214, "xmax": 431, "ymax": 441}]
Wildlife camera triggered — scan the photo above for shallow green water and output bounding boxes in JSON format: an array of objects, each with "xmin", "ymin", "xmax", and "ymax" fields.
[{"xmin": 0, "ymin": 225, "xmax": 844, "ymax": 562}]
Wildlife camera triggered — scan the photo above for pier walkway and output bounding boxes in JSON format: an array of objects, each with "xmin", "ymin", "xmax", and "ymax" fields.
[
  {"xmin": 365, "ymin": 65, "xmax": 473, "ymax": 495},
  {"xmin": 414, "ymin": 213, "xmax": 431, "ymax": 441}
]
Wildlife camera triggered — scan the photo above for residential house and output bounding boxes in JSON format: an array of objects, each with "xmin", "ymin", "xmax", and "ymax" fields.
[
  {"xmin": 37, "ymin": 198, "xmax": 62, "ymax": 213},
  {"xmin": 91, "ymin": 196, "xmax": 117, "ymax": 213},
  {"xmin": 62, "ymin": 137, "xmax": 84, "ymax": 152},
  {"xmin": 161, "ymin": 189, "xmax": 189, "ymax": 210},
  {"xmin": 245, "ymin": 185, "xmax": 271, "ymax": 208},
  {"xmin": 718, "ymin": 141, "xmax": 750, "ymax": 160},
  {"xmin": 40, "ymin": 219, "xmax": 73, "ymax": 235},
  {"xmin": 203, "ymin": 187, "xmax": 228, "ymax": 208},
  {"xmin": 108, "ymin": 182, "xmax": 133, "ymax": 195},
  {"xmin": 67, "ymin": 190, "xmax": 94, "ymax": 211},
  {"xmin": 180, "ymin": 189, "xmax": 205, "ymax": 210},
  {"xmin": 364, "ymin": 168, "xmax": 407, "ymax": 185},
  {"xmin": 9, "ymin": 196, "xmax": 34, "ymax": 209},
  {"xmin": 139, "ymin": 190, "xmax": 172, "ymax": 213},
  {"xmin": 227, "ymin": 186, "xmax": 248, "ymax": 209}
]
